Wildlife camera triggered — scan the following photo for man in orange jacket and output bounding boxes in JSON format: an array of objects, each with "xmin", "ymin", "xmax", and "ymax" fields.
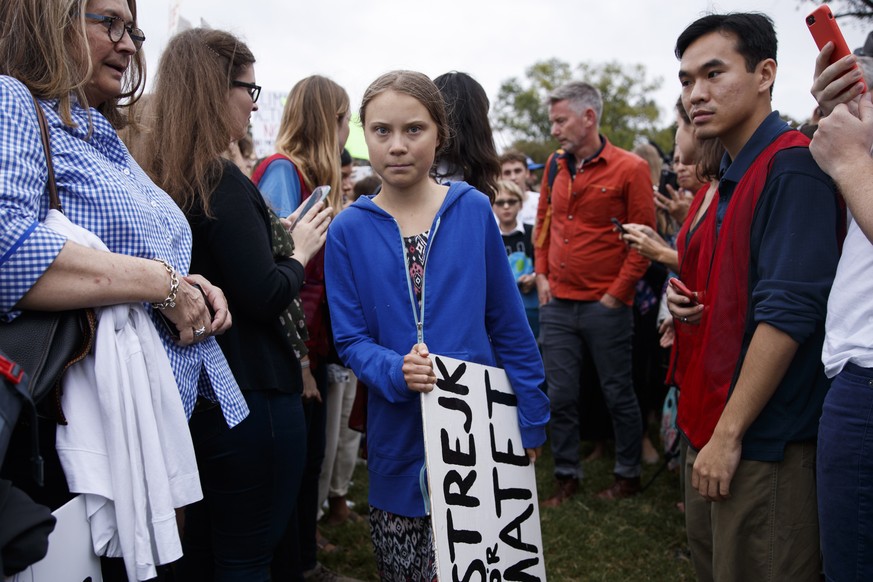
[{"xmin": 536, "ymin": 81, "xmax": 656, "ymax": 505}]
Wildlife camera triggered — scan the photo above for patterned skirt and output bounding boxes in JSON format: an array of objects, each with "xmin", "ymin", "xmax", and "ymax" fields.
[{"xmin": 369, "ymin": 506, "xmax": 438, "ymax": 582}]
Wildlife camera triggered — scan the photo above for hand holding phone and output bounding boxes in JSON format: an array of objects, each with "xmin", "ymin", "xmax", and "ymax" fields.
[
  {"xmin": 668, "ymin": 277, "xmax": 699, "ymax": 306},
  {"xmin": 658, "ymin": 170, "xmax": 678, "ymax": 199},
  {"xmin": 610, "ymin": 217, "xmax": 627, "ymax": 234},
  {"xmin": 289, "ymin": 185, "xmax": 331, "ymax": 231},
  {"xmin": 807, "ymin": 5, "xmax": 867, "ymax": 94}
]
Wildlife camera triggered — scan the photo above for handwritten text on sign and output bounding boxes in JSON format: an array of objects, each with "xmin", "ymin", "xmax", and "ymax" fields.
[{"xmin": 422, "ymin": 355, "xmax": 546, "ymax": 581}]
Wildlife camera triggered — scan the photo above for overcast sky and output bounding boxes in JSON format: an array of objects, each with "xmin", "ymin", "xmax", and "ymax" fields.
[{"xmin": 137, "ymin": 0, "xmax": 871, "ymax": 150}]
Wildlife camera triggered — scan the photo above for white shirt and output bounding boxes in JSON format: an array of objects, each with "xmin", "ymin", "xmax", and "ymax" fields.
[
  {"xmin": 49, "ymin": 210, "xmax": 202, "ymax": 581},
  {"xmin": 822, "ymin": 213, "xmax": 873, "ymax": 377},
  {"xmin": 518, "ymin": 190, "xmax": 540, "ymax": 226}
]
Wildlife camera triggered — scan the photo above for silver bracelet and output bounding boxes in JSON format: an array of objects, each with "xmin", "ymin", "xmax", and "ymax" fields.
[{"xmin": 151, "ymin": 258, "xmax": 179, "ymax": 310}]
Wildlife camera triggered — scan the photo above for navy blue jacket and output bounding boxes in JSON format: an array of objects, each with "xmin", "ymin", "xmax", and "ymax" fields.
[{"xmin": 325, "ymin": 182, "xmax": 549, "ymax": 516}]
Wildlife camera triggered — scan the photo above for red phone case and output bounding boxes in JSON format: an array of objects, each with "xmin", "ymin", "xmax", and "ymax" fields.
[
  {"xmin": 807, "ymin": 5, "xmax": 854, "ymax": 63},
  {"xmin": 807, "ymin": 6, "xmax": 866, "ymax": 94},
  {"xmin": 669, "ymin": 278, "xmax": 698, "ymax": 305},
  {"xmin": 808, "ymin": 4, "xmax": 870, "ymax": 94}
]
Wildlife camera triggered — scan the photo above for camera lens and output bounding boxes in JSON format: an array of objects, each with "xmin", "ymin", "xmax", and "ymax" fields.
[{"xmin": 806, "ymin": 16, "xmax": 816, "ymax": 25}]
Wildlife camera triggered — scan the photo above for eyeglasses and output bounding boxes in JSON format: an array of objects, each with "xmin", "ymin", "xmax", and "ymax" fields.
[
  {"xmin": 84, "ymin": 13, "xmax": 145, "ymax": 50},
  {"xmin": 232, "ymin": 81, "xmax": 262, "ymax": 104},
  {"xmin": 493, "ymin": 198, "xmax": 520, "ymax": 207}
]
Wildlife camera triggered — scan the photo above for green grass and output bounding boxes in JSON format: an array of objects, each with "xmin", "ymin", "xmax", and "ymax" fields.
[{"xmin": 320, "ymin": 440, "xmax": 695, "ymax": 581}]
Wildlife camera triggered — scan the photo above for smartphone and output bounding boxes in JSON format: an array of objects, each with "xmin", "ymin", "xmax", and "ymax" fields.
[
  {"xmin": 658, "ymin": 170, "xmax": 679, "ymax": 198},
  {"xmin": 610, "ymin": 217, "xmax": 627, "ymax": 234},
  {"xmin": 807, "ymin": 5, "xmax": 868, "ymax": 92},
  {"xmin": 668, "ymin": 277, "xmax": 699, "ymax": 306},
  {"xmin": 290, "ymin": 185, "xmax": 331, "ymax": 231}
]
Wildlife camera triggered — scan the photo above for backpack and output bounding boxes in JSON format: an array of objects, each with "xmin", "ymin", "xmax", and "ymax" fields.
[{"xmin": 0, "ymin": 351, "xmax": 43, "ymax": 485}]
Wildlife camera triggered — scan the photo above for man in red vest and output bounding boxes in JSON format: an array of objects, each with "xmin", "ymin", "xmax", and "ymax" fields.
[{"xmin": 667, "ymin": 13, "xmax": 842, "ymax": 582}]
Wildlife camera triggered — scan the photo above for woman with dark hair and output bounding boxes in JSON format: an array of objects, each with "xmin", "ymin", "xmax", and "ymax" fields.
[
  {"xmin": 433, "ymin": 71, "xmax": 501, "ymax": 202},
  {"xmin": 134, "ymin": 28, "xmax": 331, "ymax": 581}
]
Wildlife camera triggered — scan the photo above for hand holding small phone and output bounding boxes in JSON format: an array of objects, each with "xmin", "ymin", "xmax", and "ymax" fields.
[
  {"xmin": 667, "ymin": 277, "xmax": 704, "ymax": 326},
  {"xmin": 658, "ymin": 170, "xmax": 678, "ymax": 199},
  {"xmin": 610, "ymin": 217, "xmax": 627, "ymax": 234},
  {"xmin": 668, "ymin": 277, "xmax": 699, "ymax": 306},
  {"xmin": 807, "ymin": 6, "xmax": 859, "ymax": 70},
  {"xmin": 808, "ymin": 5, "xmax": 867, "ymax": 114},
  {"xmin": 288, "ymin": 185, "xmax": 331, "ymax": 231}
]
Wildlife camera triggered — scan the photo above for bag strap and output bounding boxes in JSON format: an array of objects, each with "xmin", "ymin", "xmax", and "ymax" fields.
[
  {"xmin": 536, "ymin": 150, "xmax": 577, "ymax": 248},
  {"xmin": 31, "ymin": 96, "xmax": 62, "ymax": 213}
]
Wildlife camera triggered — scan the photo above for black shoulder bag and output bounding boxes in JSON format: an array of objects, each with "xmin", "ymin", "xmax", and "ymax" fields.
[{"xmin": 0, "ymin": 97, "xmax": 96, "ymax": 428}]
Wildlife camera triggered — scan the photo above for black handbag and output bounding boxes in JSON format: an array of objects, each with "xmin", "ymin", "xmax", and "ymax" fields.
[{"xmin": 0, "ymin": 97, "xmax": 95, "ymax": 425}]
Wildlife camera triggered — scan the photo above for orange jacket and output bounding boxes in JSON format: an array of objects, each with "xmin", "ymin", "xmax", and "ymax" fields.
[{"xmin": 534, "ymin": 138, "xmax": 655, "ymax": 305}]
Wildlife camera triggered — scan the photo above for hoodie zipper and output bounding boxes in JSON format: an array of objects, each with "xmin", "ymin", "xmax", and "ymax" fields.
[
  {"xmin": 395, "ymin": 208, "xmax": 445, "ymax": 517},
  {"xmin": 397, "ymin": 216, "xmax": 442, "ymax": 345}
]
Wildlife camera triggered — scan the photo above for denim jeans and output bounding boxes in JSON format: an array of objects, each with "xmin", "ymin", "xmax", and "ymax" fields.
[
  {"xmin": 271, "ymin": 362, "xmax": 328, "ymax": 579},
  {"xmin": 540, "ymin": 298, "xmax": 641, "ymax": 479},
  {"xmin": 818, "ymin": 363, "xmax": 873, "ymax": 581},
  {"xmin": 178, "ymin": 390, "xmax": 306, "ymax": 582}
]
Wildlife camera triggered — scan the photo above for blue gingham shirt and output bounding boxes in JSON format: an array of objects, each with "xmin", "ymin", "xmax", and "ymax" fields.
[{"xmin": 0, "ymin": 76, "xmax": 248, "ymax": 427}]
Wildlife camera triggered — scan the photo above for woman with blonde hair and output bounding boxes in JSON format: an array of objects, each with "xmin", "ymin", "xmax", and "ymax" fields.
[
  {"xmin": 134, "ymin": 28, "xmax": 331, "ymax": 581},
  {"xmin": 251, "ymin": 74, "xmax": 350, "ymax": 578},
  {"xmin": 1, "ymin": 0, "xmax": 246, "ymax": 578},
  {"xmin": 254, "ymin": 75, "xmax": 350, "ymax": 217}
]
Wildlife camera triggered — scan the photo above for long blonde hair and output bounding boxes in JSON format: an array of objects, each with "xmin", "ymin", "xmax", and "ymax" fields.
[
  {"xmin": 134, "ymin": 28, "xmax": 254, "ymax": 216},
  {"xmin": 0, "ymin": 0, "xmax": 144, "ymax": 128},
  {"xmin": 274, "ymin": 75, "xmax": 349, "ymax": 215}
]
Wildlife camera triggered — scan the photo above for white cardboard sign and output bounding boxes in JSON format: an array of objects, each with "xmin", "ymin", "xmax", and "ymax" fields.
[
  {"xmin": 11, "ymin": 495, "xmax": 103, "ymax": 582},
  {"xmin": 422, "ymin": 355, "xmax": 547, "ymax": 581}
]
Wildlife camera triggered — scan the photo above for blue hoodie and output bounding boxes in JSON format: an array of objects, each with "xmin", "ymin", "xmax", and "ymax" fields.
[{"xmin": 325, "ymin": 182, "xmax": 549, "ymax": 517}]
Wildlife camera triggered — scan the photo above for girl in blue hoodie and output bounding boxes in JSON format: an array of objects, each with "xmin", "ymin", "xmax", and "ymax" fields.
[{"xmin": 325, "ymin": 70, "xmax": 549, "ymax": 580}]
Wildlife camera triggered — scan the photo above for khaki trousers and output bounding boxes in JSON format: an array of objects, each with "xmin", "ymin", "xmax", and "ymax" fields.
[{"xmin": 683, "ymin": 441, "xmax": 820, "ymax": 582}]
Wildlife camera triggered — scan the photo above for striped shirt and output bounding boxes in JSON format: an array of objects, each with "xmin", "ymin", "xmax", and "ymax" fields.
[{"xmin": 0, "ymin": 75, "xmax": 248, "ymax": 427}]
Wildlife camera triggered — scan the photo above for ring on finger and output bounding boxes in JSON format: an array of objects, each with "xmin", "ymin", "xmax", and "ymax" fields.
[{"xmin": 193, "ymin": 326, "xmax": 207, "ymax": 338}]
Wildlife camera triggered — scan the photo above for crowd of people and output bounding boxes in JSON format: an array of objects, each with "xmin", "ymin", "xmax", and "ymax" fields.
[{"xmin": 1, "ymin": 1, "xmax": 872, "ymax": 581}]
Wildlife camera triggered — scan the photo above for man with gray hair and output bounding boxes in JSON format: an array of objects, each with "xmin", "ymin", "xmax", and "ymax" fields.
[{"xmin": 535, "ymin": 81, "xmax": 655, "ymax": 505}]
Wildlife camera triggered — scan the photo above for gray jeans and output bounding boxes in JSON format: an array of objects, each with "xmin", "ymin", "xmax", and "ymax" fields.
[{"xmin": 540, "ymin": 298, "xmax": 641, "ymax": 479}]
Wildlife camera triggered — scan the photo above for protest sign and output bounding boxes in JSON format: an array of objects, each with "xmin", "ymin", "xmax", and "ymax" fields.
[
  {"xmin": 422, "ymin": 354, "xmax": 546, "ymax": 581},
  {"xmin": 11, "ymin": 495, "xmax": 102, "ymax": 582}
]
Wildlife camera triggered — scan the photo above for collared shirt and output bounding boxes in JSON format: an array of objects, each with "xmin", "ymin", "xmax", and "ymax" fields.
[
  {"xmin": 534, "ymin": 137, "xmax": 655, "ymax": 304},
  {"xmin": 498, "ymin": 218, "xmax": 526, "ymax": 237},
  {"xmin": 716, "ymin": 111, "xmax": 791, "ymax": 232},
  {"xmin": 0, "ymin": 76, "xmax": 248, "ymax": 427}
]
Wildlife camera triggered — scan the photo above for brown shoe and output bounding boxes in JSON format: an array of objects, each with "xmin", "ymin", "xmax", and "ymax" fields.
[
  {"xmin": 540, "ymin": 476, "xmax": 579, "ymax": 508},
  {"xmin": 596, "ymin": 475, "xmax": 641, "ymax": 500},
  {"xmin": 325, "ymin": 495, "xmax": 361, "ymax": 526}
]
